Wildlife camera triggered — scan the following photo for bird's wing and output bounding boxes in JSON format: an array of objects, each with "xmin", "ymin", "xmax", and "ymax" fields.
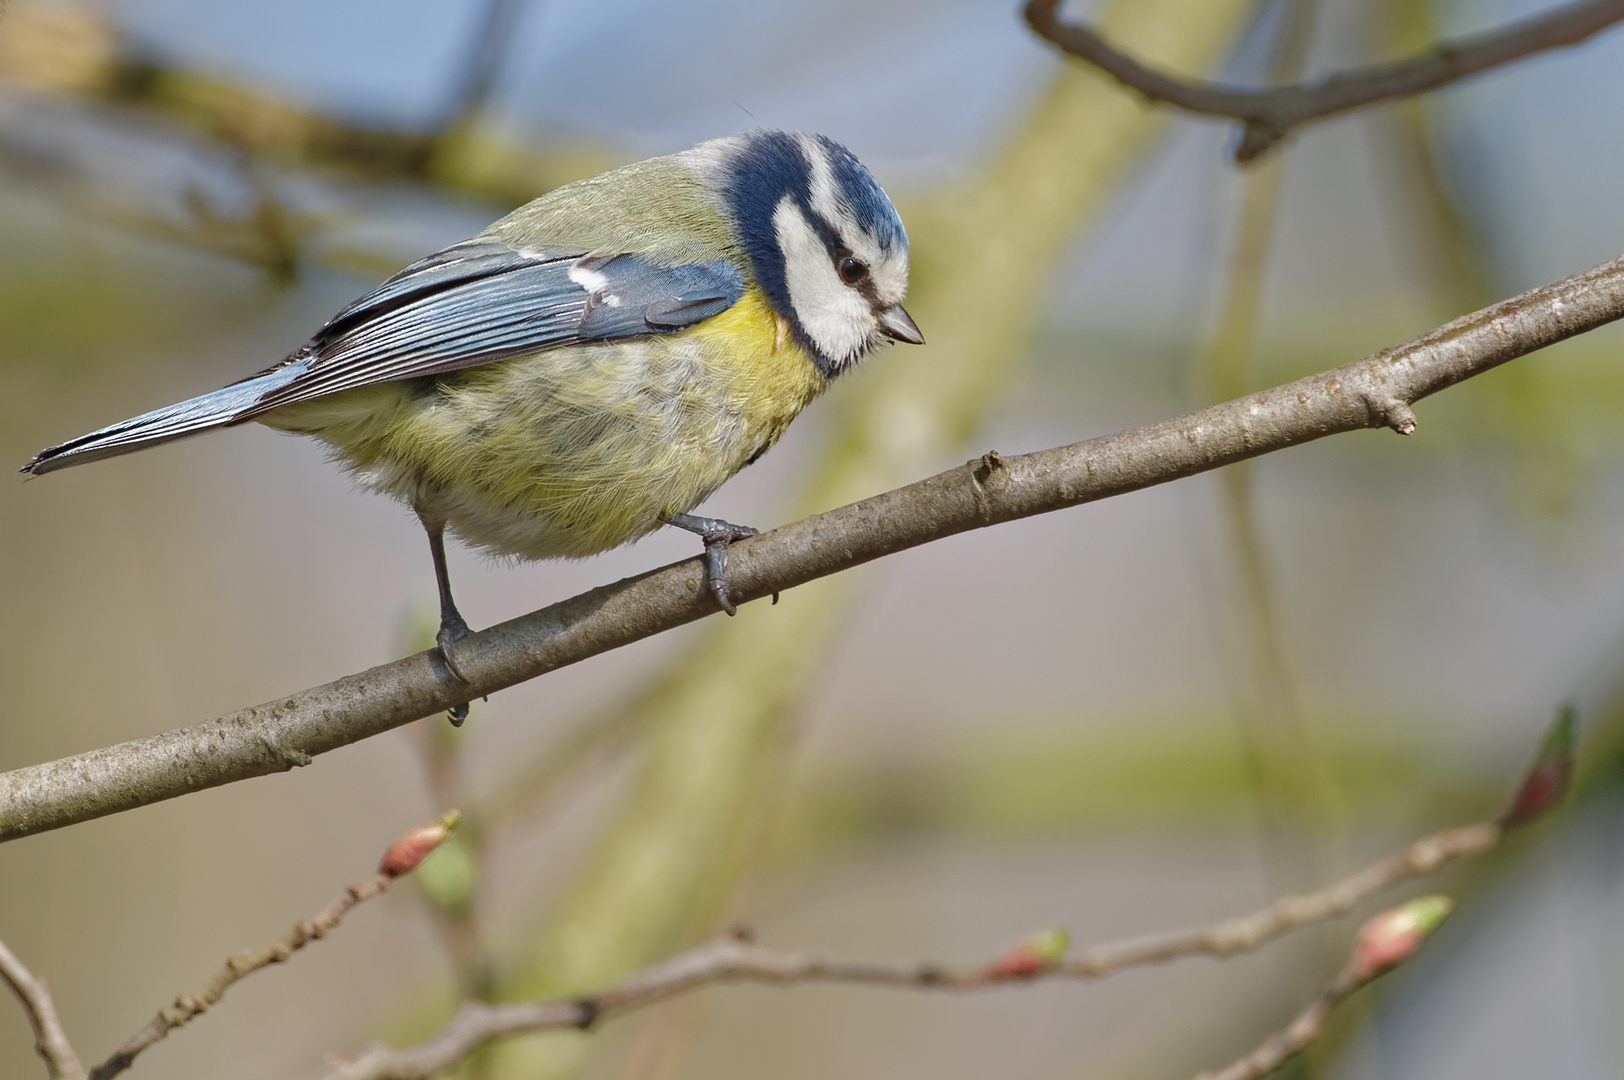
[
  {"xmin": 245, "ymin": 237, "xmax": 747, "ymax": 413},
  {"xmin": 19, "ymin": 238, "xmax": 747, "ymax": 474}
]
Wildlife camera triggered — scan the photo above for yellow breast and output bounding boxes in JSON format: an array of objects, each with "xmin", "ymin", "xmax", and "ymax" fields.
[{"xmin": 263, "ymin": 286, "xmax": 827, "ymax": 560}]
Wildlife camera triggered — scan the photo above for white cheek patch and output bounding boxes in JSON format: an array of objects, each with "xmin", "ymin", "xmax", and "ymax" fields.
[{"xmin": 773, "ymin": 197, "xmax": 874, "ymax": 365}]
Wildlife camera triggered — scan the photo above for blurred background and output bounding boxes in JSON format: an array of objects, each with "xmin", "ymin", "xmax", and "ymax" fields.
[{"xmin": 2, "ymin": 0, "xmax": 1624, "ymax": 1077}]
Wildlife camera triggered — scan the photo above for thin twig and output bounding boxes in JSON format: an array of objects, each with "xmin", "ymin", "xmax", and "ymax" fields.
[
  {"xmin": 1191, "ymin": 893, "xmax": 1457, "ymax": 1080},
  {"xmin": 0, "ymin": 937, "xmax": 86, "ymax": 1080},
  {"xmin": 91, "ymin": 812, "xmax": 459, "ymax": 1080},
  {"xmin": 1024, "ymin": 0, "xmax": 1624, "ymax": 162},
  {"xmin": 1192, "ymin": 963, "xmax": 1365, "ymax": 1080},
  {"xmin": 1057, "ymin": 823, "xmax": 1496, "ymax": 977},
  {"xmin": 5, "ymin": 253, "xmax": 1624, "ymax": 842},
  {"xmin": 87, "ymin": 873, "xmax": 397, "ymax": 1080},
  {"xmin": 307, "ymin": 819, "xmax": 1501, "ymax": 1080}
]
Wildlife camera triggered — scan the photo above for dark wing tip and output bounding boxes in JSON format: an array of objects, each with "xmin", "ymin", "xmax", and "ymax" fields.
[{"xmin": 19, "ymin": 450, "xmax": 55, "ymax": 476}]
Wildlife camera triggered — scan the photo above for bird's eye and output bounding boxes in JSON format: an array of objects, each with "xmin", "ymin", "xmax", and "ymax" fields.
[{"xmin": 838, "ymin": 257, "xmax": 868, "ymax": 285}]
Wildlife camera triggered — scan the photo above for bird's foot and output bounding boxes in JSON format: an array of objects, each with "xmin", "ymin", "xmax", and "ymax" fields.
[
  {"xmin": 665, "ymin": 513, "xmax": 758, "ymax": 616},
  {"xmin": 436, "ymin": 616, "xmax": 472, "ymax": 726}
]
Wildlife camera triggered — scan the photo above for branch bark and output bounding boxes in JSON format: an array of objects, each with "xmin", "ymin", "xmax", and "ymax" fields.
[
  {"xmin": 3, "ymin": 254, "xmax": 1623, "ymax": 842},
  {"xmin": 308, "ymin": 818, "xmax": 1499, "ymax": 1080},
  {"xmin": 1024, "ymin": 0, "xmax": 1624, "ymax": 162}
]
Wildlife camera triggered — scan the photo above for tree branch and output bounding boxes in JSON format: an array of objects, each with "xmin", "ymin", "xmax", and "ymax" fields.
[
  {"xmin": 306, "ymin": 816, "xmax": 1502, "ymax": 1080},
  {"xmin": 0, "ymin": 937, "xmax": 85, "ymax": 1080},
  {"xmin": 3, "ymin": 255, "xmax": 1623, "ymax": 843},
  {"xmin": 1024, "ymin": 0, "xmax": 1624, "ymax": 162}
]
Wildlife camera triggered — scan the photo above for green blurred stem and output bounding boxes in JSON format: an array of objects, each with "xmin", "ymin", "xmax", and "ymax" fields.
[
  {"xmin": 1198, "ymin": 0, "xmax": 1337, "ymax": 894},
  {"xmin": 1372, "ymin": 0, "xmax": 1580, "ymax": 522},
  {"xmin": 401, "ymin": 611, "xmax": 490, "ymax": 1004},
  {"xmin": 1374, "ymin": 0, "xmax": 1496, "ymax": 318}
]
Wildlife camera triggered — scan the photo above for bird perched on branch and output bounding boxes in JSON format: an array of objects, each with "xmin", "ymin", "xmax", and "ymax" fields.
[{"xmin": 20, "ymin": 130, "xmax": 922, "ymax": 723}]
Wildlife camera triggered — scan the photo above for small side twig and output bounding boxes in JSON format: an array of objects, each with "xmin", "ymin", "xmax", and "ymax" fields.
[
  {"xmin": 0, "ymin": 937, "xmax": 85, "ymax": 1080},
  {"xmin": 1194, "ymin": 896, "xmax": 1455, "ymax": 1080},
  {"xmin": 1024, "ymin": 0, "xmax": 1624, "ymax": 162},
  {"xmin": 88, "ymin": 815, "xmax": 458, "ymax": 1080}
]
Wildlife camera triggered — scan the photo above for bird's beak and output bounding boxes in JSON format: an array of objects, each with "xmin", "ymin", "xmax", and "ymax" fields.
[{"xmin": 878, "ymin": 304, "xmax": 925, "ymax": 345}]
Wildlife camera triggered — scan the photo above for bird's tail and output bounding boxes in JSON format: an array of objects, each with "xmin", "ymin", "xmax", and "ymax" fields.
[{"xmin": 18, "ymin": 361, "xmax": 309, "ymax": 476}]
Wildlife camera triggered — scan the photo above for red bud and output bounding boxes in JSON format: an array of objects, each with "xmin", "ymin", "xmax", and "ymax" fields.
[
  {"xmin": 1502, "ymin": 705, "xmax": 1576, "ymax": 828},
  {"xmin": 379, "ymin": 811, "xmax": 460, "ymax": 878},
  {"xmin": 1351, "ymin": 896, "xmax": 1452, "ymax": 979},
  {"xmin": 986, "ymin": 928, "xmax": 1069, "ymax": 979}
]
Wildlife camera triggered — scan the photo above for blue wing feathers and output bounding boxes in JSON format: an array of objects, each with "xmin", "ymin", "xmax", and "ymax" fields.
[{"xmin": 21, "ymin": 240, "xmax": 746, "ymax": 474}]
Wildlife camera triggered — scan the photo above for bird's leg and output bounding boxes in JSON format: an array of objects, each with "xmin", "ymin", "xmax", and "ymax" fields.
[
  {"xmin": 664, "ymin": 513, "xmax": 759, "ymax": 616},
  {"xmin": 421, "ymin": 516, "xmax": 472, "ymax": 726}
]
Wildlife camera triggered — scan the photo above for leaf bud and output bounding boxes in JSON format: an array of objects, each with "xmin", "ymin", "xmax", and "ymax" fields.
[
  {"xmin": 986, "ymin": 928, "xmax": 1070, "ymax": 979},
  {"xmin": 379, "ymin": 810, "xmax": 461, "ymax": 878},
  {"xmin": 1351, "ymin": 895, "xmax": 1452, "ymax": 979}
]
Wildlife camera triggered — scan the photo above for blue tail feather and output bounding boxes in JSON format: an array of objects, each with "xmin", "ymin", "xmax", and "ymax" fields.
[{"xmin": 19, "ymin": 361, "xmax": 309, "ymax": 476}]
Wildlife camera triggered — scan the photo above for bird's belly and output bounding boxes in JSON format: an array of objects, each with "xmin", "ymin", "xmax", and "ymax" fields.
[{"xmin": 262, "ymin": 290, "xmax": 825, "ymax": 560}]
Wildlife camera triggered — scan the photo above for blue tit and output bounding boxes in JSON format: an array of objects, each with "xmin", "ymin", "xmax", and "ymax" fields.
[{"xmin": 21, "ymin": 130, "xmax": 922, "ymax": 721}]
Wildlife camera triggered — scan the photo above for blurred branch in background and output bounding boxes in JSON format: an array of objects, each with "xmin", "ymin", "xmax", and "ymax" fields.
[
  {"xmin": 1025, "ymin": 0, "xmax": 1624, "ymax": 163},
  {"xmin": 6, "ymin": 250, "xmax": 1624, "ymax": 842},
  {"xmin": 0, "ymin": 0, "xmax": 609, "ymax": 283},
  {"xmin": 310, "ymin": 705, "xmax": 1576, "ymax": 1080},
  {"xmin": 1196, "ymin": 0, "xmax": 1337, "ymax": 898},
  {"xmin": 314, "ymin": 883, "xmax": 1464, "ymax": 1080},
  {"xmin": 435, "ymin": 0, "xmax": 528, "ymax": 137}
]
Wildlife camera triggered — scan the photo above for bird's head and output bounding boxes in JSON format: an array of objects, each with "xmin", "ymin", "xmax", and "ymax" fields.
[{"xmin": 696, "ymin": 131, "xmax": 922, "ymax": 376}]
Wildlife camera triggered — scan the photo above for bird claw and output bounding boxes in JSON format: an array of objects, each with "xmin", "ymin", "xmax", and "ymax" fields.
[
  {"xmin": 436, "ymin": 617, "xmax": 472, "ymax": 726},
  {"xmin": 702, "ymin": 526, "xmax": 756, "ymax": 615},
  {"xmin": 665, "ymin": 514, "xmax": 758, "ymax": 616}
]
